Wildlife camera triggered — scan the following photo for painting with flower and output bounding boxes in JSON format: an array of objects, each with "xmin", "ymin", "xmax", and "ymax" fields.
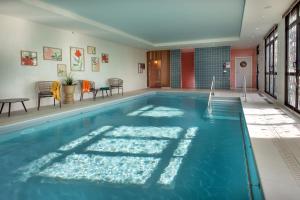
[
  {"xmin": 101, "ymin": 53, "xmax": 109, "ymax": 63},
  {"xmin": 87, "ymin": 46, "xmax": 96, "ymax": 54},
  {"xmin": 21, "ymin": 50, "xmax": 37, "ymax": 66},
  {"xmin": 43, "ymin": 47, "xmax": 62, "ymax": 61},
  {"xmin": 70, "ymin": 47, "xmax": 84, "ymax": 71},
  {"xmin": 57, "ymin": 64, "xmax": 67, "ymax": 77}
]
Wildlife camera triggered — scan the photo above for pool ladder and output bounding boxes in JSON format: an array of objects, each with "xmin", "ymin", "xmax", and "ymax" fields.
[{"xmin": 207, "ymin": 76, "xmax": 215, "ymax": 114}]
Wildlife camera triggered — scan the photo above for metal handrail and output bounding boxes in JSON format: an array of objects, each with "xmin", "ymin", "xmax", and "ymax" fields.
[
  {"xmin": 207, "ymin": 76, "xmax": 215, "ymax": 114},
  {"xmin": 243, "ymin": 75, "xmax": 247, "ymax": 102},
  {"xmin": 211, "ymin": 76, "xmax": 215, "ymax": 96}
]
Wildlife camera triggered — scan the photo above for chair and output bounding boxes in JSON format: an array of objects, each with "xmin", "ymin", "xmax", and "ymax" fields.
[
  {"xmin": 79, "ymin": 80, "xmax": 97, "ymax": 100},
  {"xmin": 108, "ymin": 78, "xmax": 123, "ymax": 96},
  {"xmin": 36, "ymin": 81, "xmax": 61, "ymax": 110}
]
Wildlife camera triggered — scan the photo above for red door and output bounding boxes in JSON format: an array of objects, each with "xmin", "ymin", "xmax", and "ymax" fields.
[{"xmin": 181, "ymin": 52, "xmax": 195, "ymax": 88}]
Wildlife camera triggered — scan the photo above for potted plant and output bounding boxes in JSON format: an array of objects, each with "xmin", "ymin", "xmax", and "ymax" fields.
[{"xmin": 63, "ymin": 73, "xmax": 76, "ymax": 104}]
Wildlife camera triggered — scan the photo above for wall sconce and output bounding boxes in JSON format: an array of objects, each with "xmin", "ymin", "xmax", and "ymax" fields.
[{"xmin": 152, "ymin": 59, "xmax": 161, "ymax": 69}]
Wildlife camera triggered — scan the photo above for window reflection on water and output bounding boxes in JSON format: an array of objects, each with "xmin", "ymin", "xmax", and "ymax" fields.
[{"xmin": 16, "ymin": 105, "xmax": 198, "ymax": 188}]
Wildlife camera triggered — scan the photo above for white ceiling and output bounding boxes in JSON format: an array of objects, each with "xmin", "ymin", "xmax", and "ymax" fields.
[
  {"xmin": 234, "ymin": 0, "xmax": 294, "ymax": 48},
  {"xmin": 40, "ymin": 0, "xmax": 245, "ymax": 44},
  {"xmin": 0, "ymin": 0, "xmax": 294, "ymax": 49}
]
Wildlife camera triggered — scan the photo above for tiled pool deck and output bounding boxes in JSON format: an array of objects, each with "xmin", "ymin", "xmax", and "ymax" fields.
[
  {"xmin": 242, "ymin": 92, "xmax": 300, "ymax": 200},
  {"xmin": 1, "ymin": 88, "xmax": 300, "ymax": 199}
]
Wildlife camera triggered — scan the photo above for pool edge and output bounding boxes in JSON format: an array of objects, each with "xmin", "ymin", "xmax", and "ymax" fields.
[{"xmin": 0, "ymin": 91, "xmax": 156, "ymax": 134}]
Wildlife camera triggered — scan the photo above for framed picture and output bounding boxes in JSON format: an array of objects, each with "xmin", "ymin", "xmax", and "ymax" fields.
[
  {"xmin": 21, "ymin": 50, "xmax": 37, "ymax": 66},
  {"xmin": 87, "ymin": 46, "xmax": 96, "ymax": 54},
  {"xmin": 138, "ymin": 63, "xmax": 145, "ymax": 73},
  {"xmin": 91, "ymin": 57, "xmax": 100, "ymax": 72},
  {"xmin": 101, "ymin": 53, "xmax": 109, "ymax": 63},
  {"xmin": 70, "ymin": 47, "xmax": 85, "ymax": 71},
  {"xmin": 57, "ymin": 64, "xmax": 67, "ymax": 77},
  {"xmin": 43, "ymin": 47, "xmax": 62, "ymax": 61}
]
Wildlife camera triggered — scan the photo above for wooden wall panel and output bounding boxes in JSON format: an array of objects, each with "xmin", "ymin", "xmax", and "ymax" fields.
[
  {"xmin": 147, "ymin": 50, "xmax": 170, "ymax": 88},
  {"xmin": 161, "ymin": 51, "xmax": 170, "ymax": 87},
  {"xmin": 182, "ymin": 51, "xmax": 195, "ymax": 88}
]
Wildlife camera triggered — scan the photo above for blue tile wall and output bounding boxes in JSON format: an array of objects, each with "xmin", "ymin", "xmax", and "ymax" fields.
[
  {"xmin": 170, "ymin": 49, "xmax": 181, "ymax": 88},
  {"xmin": 195, "ymin": 46, "xmax": 231, "ymax": 89}
]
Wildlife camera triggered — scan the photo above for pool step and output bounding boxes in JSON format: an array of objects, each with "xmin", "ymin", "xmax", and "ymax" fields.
[
  {"xmin": 206, "ymin": 111, "xmax": 240, "ymax": 120},
  {"xmin": 204, "ymin": 100, "xmax": 241, "ymax": 120}
]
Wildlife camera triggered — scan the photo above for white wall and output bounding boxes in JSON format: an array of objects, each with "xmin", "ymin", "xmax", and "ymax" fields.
[
  {"xmin": 257, "ymin": 18, "xmax": 286, "ymax": 105},
  {"xmin": 0, "ymin": 15, "xmax": 147, "ymax": 112}
]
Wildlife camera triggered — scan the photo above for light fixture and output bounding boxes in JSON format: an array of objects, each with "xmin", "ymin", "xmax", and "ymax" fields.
[
  {"xmin": 223, "ymin": 62, "xmax": 230, "ymax": 73},
  {"xmin": 223, "ymin": 63, "xmax": 227, "ymax": 73}
]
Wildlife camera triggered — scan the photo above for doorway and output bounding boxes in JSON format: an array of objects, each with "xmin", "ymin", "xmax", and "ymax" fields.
[
  {"xmin": 235, "ymin": 57, "xmax": 252, "ymax": 88},
  {"xmin": 285, "ymin": 8, "xmax": 300, "ymax": 112},
  {"xmin": 147, "ymin": 51, "xmax": 170, "ymax": 88}
]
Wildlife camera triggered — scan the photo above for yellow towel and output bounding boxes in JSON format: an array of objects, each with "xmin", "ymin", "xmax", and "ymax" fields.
[{"xmin": 51, "ymin": 81, "xmax": 61, "ymax": 101}]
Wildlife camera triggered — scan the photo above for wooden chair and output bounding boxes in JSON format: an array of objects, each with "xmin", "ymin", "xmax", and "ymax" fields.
[
  {"xmin": 108, "ymin": 78, "xmax": 123, "ymax": 96},
  {"xmin": 36, "ymin": 81, "xmax": 61, "ymax": 110},
  {"xmin": 79, "ymin": 80, "xmax": 97, "ymax": 100}
]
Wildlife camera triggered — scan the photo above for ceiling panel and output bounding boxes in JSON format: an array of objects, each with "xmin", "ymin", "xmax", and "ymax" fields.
[{"xmin": 41, "ymin": 0, "xmax": 245, "ymax": 43}]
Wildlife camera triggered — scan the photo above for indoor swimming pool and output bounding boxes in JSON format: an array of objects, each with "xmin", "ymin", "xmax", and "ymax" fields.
[{"xmin": 0, "ymin": 92, "xmax": 264, "ymax": 200}]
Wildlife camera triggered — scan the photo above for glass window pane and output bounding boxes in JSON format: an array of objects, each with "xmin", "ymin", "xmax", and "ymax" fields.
[
  {"xmin": 270, "ymin": 75, "xmax": 273, "ymax": 94},
  {"xmin": 266, "ymin": 75, "xmax": 269, "ymax": 93},
  {"xmin": 274, "ymin": 75, "xmax": 277, "ymax": 97},
  {"xmin": 289, "ymin": 9, "xmax": 297, "ymax": 25},
  {"xmin": 270, "ymin": 43, "xmax": 274, "ymax": 69},
  {"xmin": 274, "ymin": 39, "xmax": 278, "ymax": 72},
  {"xmin": 288, "ymin": 25, "xmax": 297, "ymax": 73},
  {"xmin": 298, "ymin": 77, "xmax": 300, "ymax": 109},
  {"xmin": 266, "ymin": 46, "xmax": 269, "ymax": 72},
  {"xmin": 288, "ymin": 76, "xmax": 296, "ymax": 107}
]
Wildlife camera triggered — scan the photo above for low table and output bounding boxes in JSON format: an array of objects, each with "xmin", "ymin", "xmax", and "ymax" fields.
[
  {"xmin": 0, "ymin": 98, "xmax": 29, "ymax": 117},
  {"xmin": 92, "ymin": 87, "xmax": 111, "ymax": 100},
  {"xmin": 99, "ymin": 87, "xmax": 111, "ymax": 98}
]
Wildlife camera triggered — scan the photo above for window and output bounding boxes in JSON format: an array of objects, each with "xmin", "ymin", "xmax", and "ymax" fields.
[
  {"xmin": 285, "ymin": 4, "xmax": 300, "ymax": 112},
  {"xmin": 265, "ymin": 26, "xmax": 278, "ymax": 98}
]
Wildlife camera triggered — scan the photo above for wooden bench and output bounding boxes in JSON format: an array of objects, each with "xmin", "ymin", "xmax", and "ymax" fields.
[{"xmin": 0, "ymin": 98, "xmax": 29, "ymax": 117}]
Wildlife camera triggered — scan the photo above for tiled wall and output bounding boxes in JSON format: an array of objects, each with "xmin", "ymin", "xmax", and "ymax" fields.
[
  {"xmin": 195, "ymin": 46, "xmax": 231, "ymax": 89},
  {"xmin": 170, "ymin": 49, "xmax": 181, "ymax": 88}
]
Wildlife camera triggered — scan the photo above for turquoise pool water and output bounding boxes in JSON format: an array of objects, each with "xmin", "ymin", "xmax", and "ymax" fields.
[{"xmin": 0, "ymin": 92, "xmax": 263, "ymax": 200}]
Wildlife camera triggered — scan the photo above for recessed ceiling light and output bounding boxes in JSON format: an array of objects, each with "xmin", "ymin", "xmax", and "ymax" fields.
[
  {"xmin": 255, "ymin": 27, "xmax": 260, "ymax": 30},
  {"xmin": 264, "ymin": 5, "xmax": 272, "ymax": 9}
]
